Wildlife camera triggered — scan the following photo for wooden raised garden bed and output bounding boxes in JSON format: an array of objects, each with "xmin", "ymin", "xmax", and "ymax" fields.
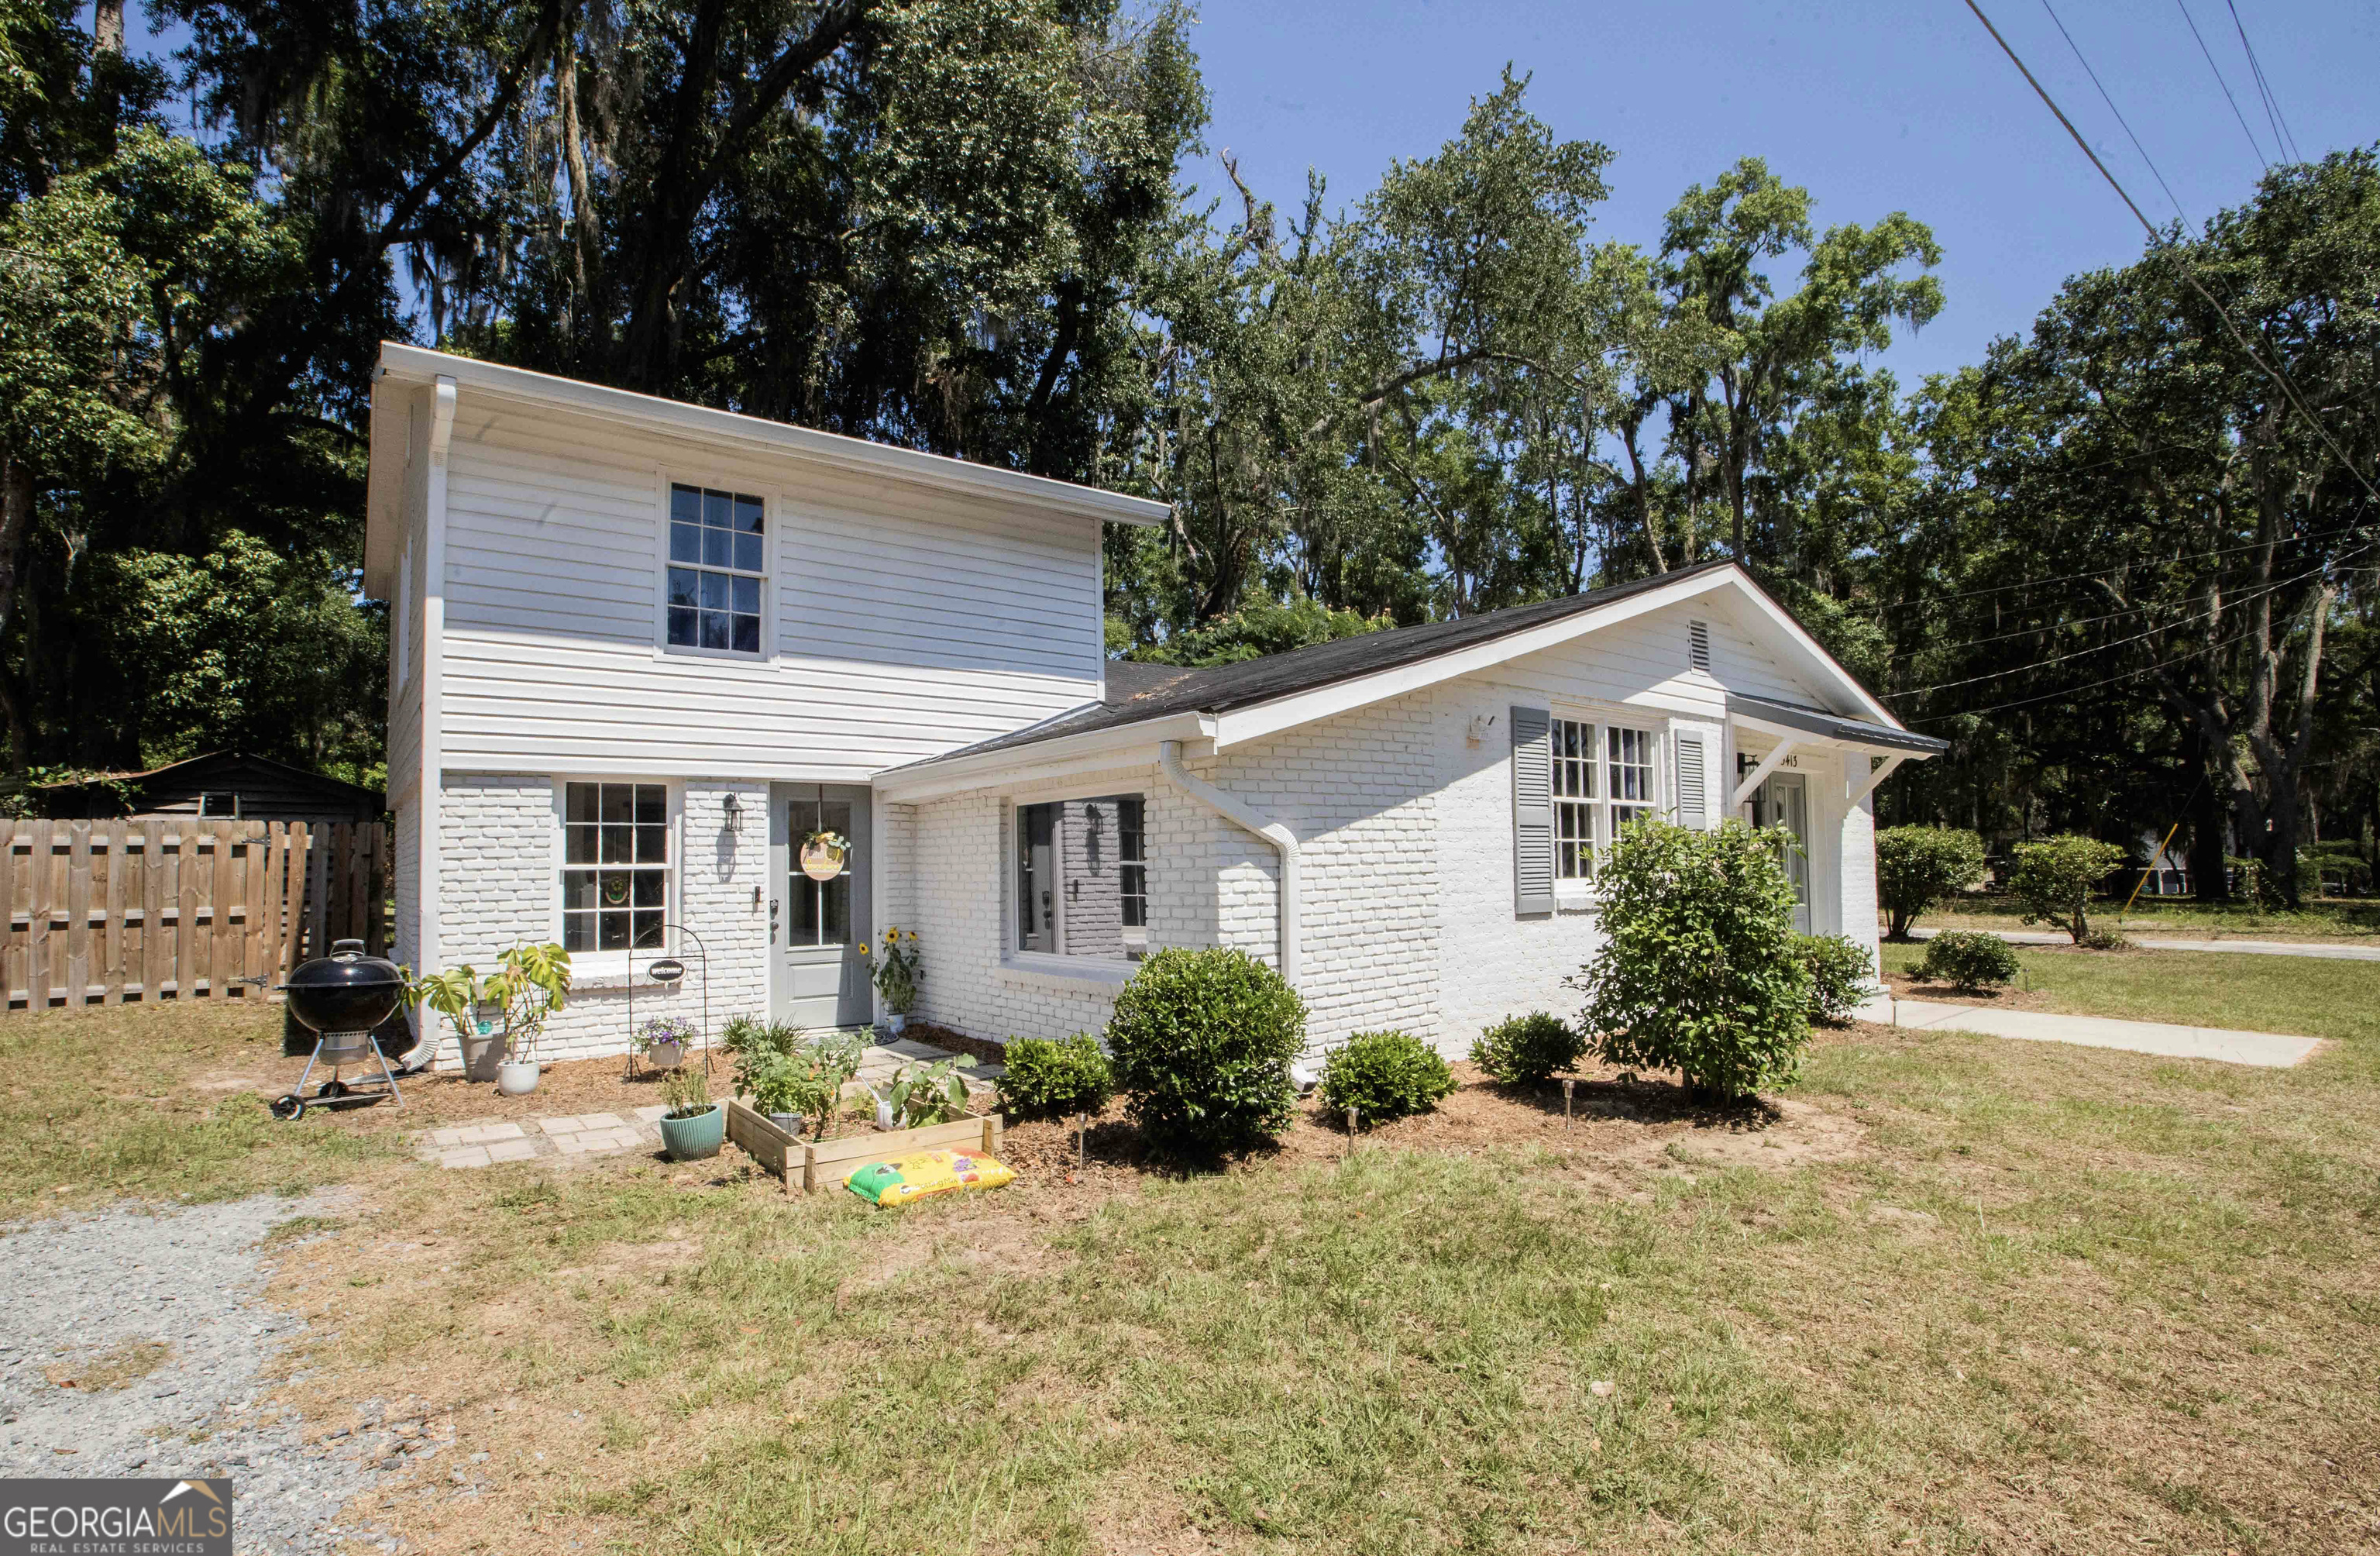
[{"xmin": 725, "ymin": 1097, "xmax": 1006, "ymax": 1193}]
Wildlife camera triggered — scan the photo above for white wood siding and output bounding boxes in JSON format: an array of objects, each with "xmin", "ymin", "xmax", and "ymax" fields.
[{"xmin": 434, "ymin": 391, "xmax": 1106, "ymax": 780}]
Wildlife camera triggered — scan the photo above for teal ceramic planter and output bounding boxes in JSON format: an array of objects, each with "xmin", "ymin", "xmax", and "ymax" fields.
[{"xmin": 659, "ymin": 1102, "xmax": 725, "ymax": 1161}]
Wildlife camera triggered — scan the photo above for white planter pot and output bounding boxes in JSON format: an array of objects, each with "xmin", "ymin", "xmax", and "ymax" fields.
[
  {"xmin": 645, "ymin": 1041, "xmax": 685, "ymax": 1071},
  {"xmin": 885, "ymin": 1013, "xmax": 908, "ymax": 1037},
  {"xmin": 496, "ymin": 1060, "xmax": 542, "ymax": 1096}
]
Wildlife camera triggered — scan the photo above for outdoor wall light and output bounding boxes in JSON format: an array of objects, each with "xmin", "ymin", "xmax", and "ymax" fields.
[{"xmin": 722, "ymin": 792, "xmax": 744, "ymax": 834}]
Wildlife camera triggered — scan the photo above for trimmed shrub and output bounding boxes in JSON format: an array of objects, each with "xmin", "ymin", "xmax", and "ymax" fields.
[
  {"xmin": 1573, "ymin": 818, "xmax": 1811, "ymax": 1099},
  {"xmin": 1795, "ymin": 934, "xmax": 1873, "ymax": 1026},
  {"xmin": 1915, "ymin": 931, "xmax": 2020, "ymax": 990},
  {"xmin": 1317, "ymin": 1030, "xmax": 1455, "ymax": 1125},
  {"xmin": 1469, "ymin": 1012, "xmax": 1584, "ymax": 1086},
  {"xmin": 996, "ymin": 1033, "xmax": 1114, "ymax": 1121},
  {"xmin": 1106, "ymin": 947, "xmax": 1305, "ymax": 1155},
  {"xmin": 1876, "ymin": 826, "xmax": 1989, "ymax": 938},
  {"xmin": 2008, "ymin": 834, "xmax": 2127, "ymax": 943}
]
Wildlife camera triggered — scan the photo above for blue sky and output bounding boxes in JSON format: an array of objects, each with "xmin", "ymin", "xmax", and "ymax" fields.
[{"xmin": 1179, "ymin": 0, "xmax": 2378, "ymax": 386}]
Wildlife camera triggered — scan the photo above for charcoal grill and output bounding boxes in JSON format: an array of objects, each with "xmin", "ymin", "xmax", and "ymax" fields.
[{"xmin": 271, "ymin": 938, "xmax": 408, "ymax": 1121}]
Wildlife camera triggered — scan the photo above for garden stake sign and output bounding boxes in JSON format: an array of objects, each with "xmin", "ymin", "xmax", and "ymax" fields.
[
  {"xmin": 1564, "ymin": 1078, "xmax": 1575, "ymax": 1128},
  {"xmin": 1075, "ymin": 1111, "xmax": 1087, "ymax": 1169}
]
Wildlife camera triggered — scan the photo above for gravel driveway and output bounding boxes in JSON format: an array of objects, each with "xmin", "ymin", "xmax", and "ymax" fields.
[{"xmin": 0, "ymin": 1193, "xmax": 420, "ymax": 1554}]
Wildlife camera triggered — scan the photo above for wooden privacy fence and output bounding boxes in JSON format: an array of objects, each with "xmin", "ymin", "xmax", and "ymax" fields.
[{"xmin": 0, "ymin": 820, "xmax": 391, "ymax": 1014}]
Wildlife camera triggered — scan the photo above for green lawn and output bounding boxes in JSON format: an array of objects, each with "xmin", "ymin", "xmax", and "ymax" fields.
[
  {"xmin": 12, "ymin": 993, "xmax": 2380, "ymax": 1554},
  {"xmin": 1912, "ymin": 893, "xmax": 2380, "ymax": 942},
  {"xmin": 1880, "ymin": 940, "xmax": 2380, "ymax": 1054}
]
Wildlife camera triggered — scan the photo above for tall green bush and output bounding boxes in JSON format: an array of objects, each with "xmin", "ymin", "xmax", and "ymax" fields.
[
  {"xmin": 1875, "ymin": 826, "xmax": 1988, "ymax": 938},
  {"xmin": 2008, "ymin": 834, "xmax": 2127, "ymax": 943},
  {"xmin": 1106, "ymin": 948, "xmax": 1305, "ymax": 1155},
  {"xmin": 1572, "ymin": 818, "xmax": 1811, "ymax": 1099}
]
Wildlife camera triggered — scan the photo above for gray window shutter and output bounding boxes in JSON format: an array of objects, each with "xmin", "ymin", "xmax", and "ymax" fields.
[
  {"xmin": 1511, "ymin": 705, "xmax": 1554, "ymax": 915},
  {"xmin": 1677, "ymin": 735, "xmax": 1707, "ymax": 828}
]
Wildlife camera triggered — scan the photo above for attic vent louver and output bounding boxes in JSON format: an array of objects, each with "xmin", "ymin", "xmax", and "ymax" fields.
[{"xmin": 1688, "ymin": 619, "xmax": 1711, "ymax": 671}]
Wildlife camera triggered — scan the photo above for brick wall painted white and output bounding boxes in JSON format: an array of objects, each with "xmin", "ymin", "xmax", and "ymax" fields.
[
  {"xmin": 432, "ymin": 773, "xmax": 768, "ymax": 1065},
  {"xmin": 1426, "ymin": 678, "xmax": 1612, "ymax": 1050}
]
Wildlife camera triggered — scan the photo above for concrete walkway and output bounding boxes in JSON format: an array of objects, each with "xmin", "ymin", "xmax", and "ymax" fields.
[
  {"xmin": 1907, "ymin": 925, "xmax": 2380, "ymax": 962},
  {"xmin": 1856, "ymin": 993, "xmax": 2324, "ymax": 1069}
]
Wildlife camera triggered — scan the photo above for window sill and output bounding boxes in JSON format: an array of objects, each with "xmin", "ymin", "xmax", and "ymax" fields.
[
  {"xmin": 1552, "ymin": 887, "xmax": 1604, "ymax": 914},
  {"xmin": 996, "ymin": 954, "xmax": 1137, "ymax": 993}
]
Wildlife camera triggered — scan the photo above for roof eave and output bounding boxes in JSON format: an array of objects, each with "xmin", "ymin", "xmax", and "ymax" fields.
[
  {"xmin": 373, "ymin": 342, "xmax": 1171, "ymax": 532},
  {"xmin": 874, "ymin": 711, "xmax": 1215, "ymax": 800}
]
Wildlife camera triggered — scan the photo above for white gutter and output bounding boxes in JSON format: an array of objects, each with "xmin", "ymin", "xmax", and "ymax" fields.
[
  {"xmin": 375, "ymin": 342, "xmax": 1169, "ymax": 528},
  {"xmin": 1160, "ymin": 740, "xmax": 1300, "ymax": 991},
  {"xmin": 872, "ymin": 711, "xmax": 1212, "ymax": 802}
]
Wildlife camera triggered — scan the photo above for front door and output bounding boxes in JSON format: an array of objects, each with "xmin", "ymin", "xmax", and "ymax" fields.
[
  {"xmin": 1753, "ymin": 772, "xmax": 1812, "ymax": 934},
  {"xmin": 770, "ymin": 783, "xmax": 872, "ymax": 1029}
]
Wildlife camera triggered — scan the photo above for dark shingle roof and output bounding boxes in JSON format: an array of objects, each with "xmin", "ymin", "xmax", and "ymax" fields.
[
  {"xmin": 907, "ymin": 563, "xmax": 1752, "ymax": 769},
  {"xmin": 899, "ymin": 559, "xmax": 1935, "ymax": 770}
]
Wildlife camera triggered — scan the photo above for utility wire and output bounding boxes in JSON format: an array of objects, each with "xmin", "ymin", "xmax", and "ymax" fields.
[
  {"xmin": 1907, "ymin": 636, "xmax": 2239, "ymax": 721},
  {"xmin": 1890, "ymin": 516, "xmax": 2377, "ymax": 610},
  {"xmin": 2040, "ymin": 0, "xmax": 2186, "ymax": 223},
  {"xmin": 1962, "ymin": 0, "xmax": 2380, "ymax": 515},
  {"xmin": 1886, "ymin": 543, "xmax": 2362, "ymax": 697},
  {"xmin": 2226, "ymin": 0, "xmax": 2302, "ymax": 164},
  {"xmin": 2172, "ymin": 0, "xmax": 2269, "ymax": 170}
]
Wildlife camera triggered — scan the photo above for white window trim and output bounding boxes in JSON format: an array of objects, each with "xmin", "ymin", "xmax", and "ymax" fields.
[
  {"xmin": 549, "ymin": 776, "xmax": 681, "ymax": 978},
  {"xmin": 651, "ymin": 470, "xmax": 778, "ymax": 664},
  {"xmin": 999, "ymin": 785, "xmax": 1151, "ymax": 981},
  {"xmin": 1549, "ymin": 707, "xmax": 1666, "ymax": 904}
]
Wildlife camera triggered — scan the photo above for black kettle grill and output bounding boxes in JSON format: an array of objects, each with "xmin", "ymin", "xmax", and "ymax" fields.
[{"xmin": 271, "ymin": 938, "xmax": 409, "ymax": 1121}]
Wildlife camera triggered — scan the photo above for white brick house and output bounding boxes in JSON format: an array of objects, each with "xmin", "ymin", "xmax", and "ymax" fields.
[{"xmin": 366, "ymin": 344, "xmax": 1944, "ymax": 1065}]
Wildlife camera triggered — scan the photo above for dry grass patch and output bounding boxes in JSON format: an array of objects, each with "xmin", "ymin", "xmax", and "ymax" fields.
[
  {"xmin": 43, "ymin": 1338, "xmax": 172, "ymax": 1392},
  {"xmin": 10, "ymin": 964, "xmax": 2380, "ymax": 1554}
]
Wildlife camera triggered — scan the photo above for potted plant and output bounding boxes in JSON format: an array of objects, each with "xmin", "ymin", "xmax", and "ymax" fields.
[
  {"xmin": 411, "ymin": 966, "xmax": 503, "ymax": 1079},
  {"xmin": 884, "ymin": 1054, "xmax": 977, "ymax": 1127},
  {"xmin": 746, "ymin": 1046, "xmax": 816, "ymax": 1137},
  {"xmin": 658, "ymin": 1066, "xmax": 723, "ymax": 1160},
  {"xmin": 633, "ymin": 1015, "xmax": 694, "ymax": 1072},
  {"xmin": 481, "ymin": 943, "xmax": 572, "ymax": 1095},
  {"xmin": 864, "ymin": 925, "xmax": 922, "ymax": 1035}
]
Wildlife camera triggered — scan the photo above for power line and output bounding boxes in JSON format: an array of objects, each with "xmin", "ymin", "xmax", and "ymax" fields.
[
  {"xmin": 2040, "ymin": 0, "xmax": 2186, "ymax": 224},
  {"xmin": 1886, "ymin": 545, "xmax": 2360, "ymax": 697},
  {"xmin": 2172, "ymin": 0, "xmax": 2269, "ymax": 170},
  {"xmin": 1906, "ymin": 636, "xmax": 2237, "ymax": 722},
  {"xmin": 2226, "ymin": 0, "xmax": 2302, "ymax": 164},
  {"xmin": 1961, "ymin": 0, "xmax": 2380, "ymax": 516},
  {"xmin": 1892, "ymin": 517, "xmax": 2376, "ymax": 611}
]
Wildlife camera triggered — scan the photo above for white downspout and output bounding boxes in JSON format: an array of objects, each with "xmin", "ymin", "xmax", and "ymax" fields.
[
  {"xmin": 401, "ymin": 377, "xmax": 457, "ymax": 1070},
  {"xmin": 1159, "ymin": 740, "xmax": 1300, "ymax": 991}
]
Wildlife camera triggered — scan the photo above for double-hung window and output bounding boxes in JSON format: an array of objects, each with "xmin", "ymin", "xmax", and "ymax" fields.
[
  {"xmin": 562, "ymin": 781, "xmax": 669, "ymax": 954},
  {"xmin": 665, "ymin": 483, "xmax": 765, "ymax": 654},
  {"xmin": 1551, "ymin": 718, "xmax": 1660, "ymax": 880}
]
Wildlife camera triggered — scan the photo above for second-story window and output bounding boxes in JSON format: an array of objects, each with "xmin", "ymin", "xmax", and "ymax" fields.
[{"xmin": 666, "ymin": 483, "xmax": 765, "ymax": 654}]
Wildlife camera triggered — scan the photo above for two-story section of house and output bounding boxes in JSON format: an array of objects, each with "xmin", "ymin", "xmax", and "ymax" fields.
[
  {"xmin": 366, "ymin": 343, "xmax": 1165, "ymax": 1061},
  {"xmin": 367, "ymin": 343, "xmax": 1943, "ymax": 1066}
]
